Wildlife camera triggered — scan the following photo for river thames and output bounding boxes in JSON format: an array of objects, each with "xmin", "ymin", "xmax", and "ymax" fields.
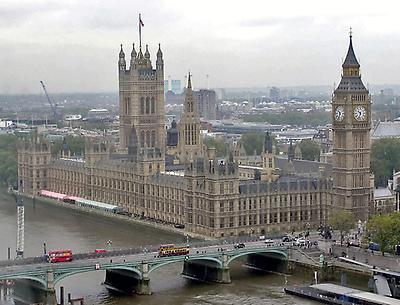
[{"xmin": 0, "ymin": 191, "xmax": 317, "ymax": 305}]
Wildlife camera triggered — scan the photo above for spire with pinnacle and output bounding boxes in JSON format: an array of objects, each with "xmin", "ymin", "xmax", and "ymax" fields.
[
  {"xmin": 184, "ymin": 73, "xmax": 195, "ymax": 113},
  {"xmin": 118, "ymin": 44, "xmax": 126, "ymax": 70},
  {"xmin": 342, "ymin": 27, "xmax": 360, "ymax": 69},
  {"xmin": 335, "ymin": 29, "xmax": 366, "ymax": 92},
  {"xmin": 156, "ymin": 43, "xmax": 163, "ymax": 71},
  {"xmin": 263, "ymin": 131, "xmax": 273, "ymax": 154},
  {"xmin": 144, "ymin": 44, "xmax": 150, "ymax": 59}
]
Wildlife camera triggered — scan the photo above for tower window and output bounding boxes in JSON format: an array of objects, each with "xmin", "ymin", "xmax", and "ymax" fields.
[
  {"xmin": 146, "ymin": 97, "xmax": 150, "ymax": 114},
  {"xmin": 151, "ymin": 130, "xmax": 156, "ymax": 147},
  {"xmin": 140, "ymin": 97, "xmax": 145, "ymax": 114},
  {"xmin": 151, "ymin": 97, "xmax": 155, "ymax": 114}
]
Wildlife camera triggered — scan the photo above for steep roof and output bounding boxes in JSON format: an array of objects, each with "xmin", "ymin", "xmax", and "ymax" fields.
[{"xmin": 342, "ymin": 35, "xmax": 360, "ymax": 68}]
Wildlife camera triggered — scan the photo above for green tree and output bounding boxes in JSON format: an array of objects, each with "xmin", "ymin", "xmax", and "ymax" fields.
[
  {"xmin": 371, "ymin": 138, "xmax": 400, "ymax": 187},
  {"xmin": 51, "ymin": 136, "xmax": 85, "ymax": 157},
  {"xmin": 0, "ymin": 134, "xmax": 19, "ymax": 187},
  {"xmin": 204, "ymin": 137, "xmax": 229, "ymax": 157},
  {"xmin": 242, "ymin": 111, "xmax": 330, "ymax": 127},
  {"xmin": 298, "ymin": 139, "xmax": 320, "ymax": 161},
  {"xmin": 329, "ymin": 210, "xmax": 355, "ymax": 246},
  {"xmin": 240, "ymin": 133, "xmax": 264, "ymax": 155},
  {"xmin": 367, "ymin": 212, "xmax": 400, "ymax": 255}
]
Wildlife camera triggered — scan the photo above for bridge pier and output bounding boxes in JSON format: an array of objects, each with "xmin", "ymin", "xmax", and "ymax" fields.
[
  {"xmin": 104, "ymin": 263, "xmax": 151, "ymax": 295},
  {"xmin": 182, "ymin": 254, "xmax": 231, "ymax": 284}
]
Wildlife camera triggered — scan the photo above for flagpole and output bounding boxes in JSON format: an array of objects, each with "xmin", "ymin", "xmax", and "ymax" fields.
[{"xmin": 139, "ymin": 13, "xmax": 142, "ymax": 49}]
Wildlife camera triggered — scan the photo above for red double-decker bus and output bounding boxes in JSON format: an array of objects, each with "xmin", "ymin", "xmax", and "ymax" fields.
[{"xmin": 47, "ymin": 249, "xmax": 73, "ymax": 263}]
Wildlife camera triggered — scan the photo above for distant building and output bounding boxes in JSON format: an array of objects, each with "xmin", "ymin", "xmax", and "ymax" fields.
[
  {"xmin": 171, "ymin": 80, "xmax": 182, "ymax": 94},
  {"xmin": 270, "ymin": 87, "xmax": 280, "ymax": 102},
  {"xmin": 193, "ymin": 89, "xmax": 217, "ymax": 120},
  {"xmin": 164, "ymin": 80, "xmax": 169, "ymax": 93},
  {"xmin": 0, "ymin": 119, "xmax": 13, "ymax": 128},
  {"xmin": 87, "ymin": 109, "xmax": 111, "ymax": 121}
]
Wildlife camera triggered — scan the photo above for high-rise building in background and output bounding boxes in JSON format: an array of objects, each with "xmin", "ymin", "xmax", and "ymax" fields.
[
  {"xmin": 164, "ymin": 80, "xmax": 169, "ymax": 93},
  {"xmin": 269, "ymin": 87, "xmax": 280, "ymax": 102},
  {"xmin": 171, "ymin": 80, "xmax": 182, "ymax": 94},
  {"xmin": 193, "ymin": 89, "xmax": 217, "ymax": 120},
  {"xmin": 332, "ymin": 33, "xmax": 373, "ymax": 221}
]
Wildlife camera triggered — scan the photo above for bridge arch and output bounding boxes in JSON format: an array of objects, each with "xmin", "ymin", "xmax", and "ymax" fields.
[
  {"xmin": 227, "ymin": 248, "xmax": 288, "ymax": 266},
  {"xmin": 148, "ymin": 256, "xmax": 223, "ymax": 276},
  {"xmin": 4, "ymin": 275, "xmax": 46, "ymax": 288},
  {"xmin": 54, "ymin": 266, "xmax": 142, "ymax": 284}
]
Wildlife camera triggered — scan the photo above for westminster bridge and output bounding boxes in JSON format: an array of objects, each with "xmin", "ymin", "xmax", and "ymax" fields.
[{"xmin": 0, "ymin": 238, "xmax": 289, "ymax": 305}]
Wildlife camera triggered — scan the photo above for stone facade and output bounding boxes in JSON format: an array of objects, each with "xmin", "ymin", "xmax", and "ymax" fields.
[
  {"xmin": 17, "ymin": 35, "xmax": 375, "ymax": 237},
  {"xmin": 331, "ymin": 34, "xmax": 373, "ymax": 221}
]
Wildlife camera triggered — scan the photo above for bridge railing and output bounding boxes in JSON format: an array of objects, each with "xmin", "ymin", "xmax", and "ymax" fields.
[{"xmin": 0, "ymin": 234, "xmax": 286, "ymax": 267}]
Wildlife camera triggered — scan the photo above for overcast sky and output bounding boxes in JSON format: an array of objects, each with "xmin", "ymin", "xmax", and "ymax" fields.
[{"xmin": 1, "ymin": 0, "xmax": 399, "ymax": 94}]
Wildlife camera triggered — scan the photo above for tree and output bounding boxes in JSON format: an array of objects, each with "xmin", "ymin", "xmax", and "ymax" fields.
[
  {"xmin": 367, "ymin": 212, "xmax": 400, "ymax": 255},
  {"xmin": 240, "ymin": 133, "xmax": 264, "ymax": 155},
  {"xmin": 242, "ymin": 111, "xmax": 330, "ymax": 127},
  {"xmin": 371, "ymin": 138, "xmax": 400, "ymax": 187},
  {"xmin": 0, "ymin": 134, "xmax": 19, "ymax": 187},
  {"xmin": 51, "ymin": 136, "xmax": 85, "ymax": 157},
  {"xmin": 204, "ymin": 137, "xmax": 229, "ymax": 157},
  {"xmin": 298, "ymin": 139, "xmax": 320, "ymax": 161},
  {"xmin": 329, "ymin": 210, "xmax": 355, "ymax": 246}
]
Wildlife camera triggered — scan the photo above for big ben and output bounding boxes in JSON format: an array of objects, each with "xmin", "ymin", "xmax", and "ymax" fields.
[{"xmin": 332, "ymin": 31, "xmax": 373, "ymax": 221}]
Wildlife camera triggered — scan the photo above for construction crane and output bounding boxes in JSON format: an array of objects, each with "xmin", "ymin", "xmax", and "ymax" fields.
[{"xmin": 40, "ymin": 81, "xmax": 60, "ymax": 120}]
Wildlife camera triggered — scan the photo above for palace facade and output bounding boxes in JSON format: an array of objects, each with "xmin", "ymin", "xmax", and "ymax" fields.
[{"xmin": 17, "ymin": 34, "xmax": 373, "ymax": 237}]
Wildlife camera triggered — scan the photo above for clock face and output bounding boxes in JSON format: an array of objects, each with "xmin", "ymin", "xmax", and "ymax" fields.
[
  {"xmin": 335, "ymin": 106, "xmax": 345, "ymax": 122},
  {"xmin": 353, "ymin": 106, "xmax": 367, "ymax": 121}
]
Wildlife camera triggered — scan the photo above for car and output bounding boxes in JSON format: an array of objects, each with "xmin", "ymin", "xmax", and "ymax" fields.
[
  {"xmin": 295, "ymin": 238, "xmax": 306, "ymax": 246},
  {"xmin": 234, "ymin": 243, "xmax": 245, "ymax": 249},
  {"xmin": 95, "ymin": 249, "xmax": 107, "ymax": 253},
  {"xmin": 282, "ymin": 236, "xmax": 293, "ymax": 242},
  {"xmin": 264, "ymin": 239, "xmax": 274, "ymax": 244}
]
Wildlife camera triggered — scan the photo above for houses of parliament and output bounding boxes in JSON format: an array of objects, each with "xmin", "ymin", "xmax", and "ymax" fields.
[{"xmin": 17, "ymin": 34, "xmax": 373, "ymax": 237}]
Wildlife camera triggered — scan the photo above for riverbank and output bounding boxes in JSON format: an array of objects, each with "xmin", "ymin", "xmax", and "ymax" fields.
[{"xmin": 16, "ymin": 192, "xmax": 212, "ymax": 241}]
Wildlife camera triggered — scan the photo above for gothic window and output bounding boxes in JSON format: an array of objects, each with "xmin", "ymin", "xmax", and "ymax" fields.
[
  {"xmin": 146, "ymin": 97, "xmax": 150, "ymax": 114},
  {"xmin": 151, "ymin": 97, "xmax": 155, "ymax": 114},
  {"xmin": 140, "ymin": 97, "xmax": 145, "ymax": 114},
  {"xmin": 146, "ymin": 131, "xmax": 150, "ymax": 147},
  {"xmin": 151, "ymin": 130, "xmax": 156, "ymax": 147},
  {"xmin": 140, "ymin": 131, "xmax": 145, "ymax": 147}
]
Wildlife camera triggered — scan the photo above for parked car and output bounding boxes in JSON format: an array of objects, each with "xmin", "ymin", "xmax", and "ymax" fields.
[
  {"xmin": 234, "ymin": 243, "xmax": 245, "ymax": 249},
  {"xmin": 295, "ymin": 238, "xmax": 306, "ymax": 246},
  {"xmin": 369, "ymin": 242, "xmax": 380, "ymax": 251},
  {"xmin": 264, "ymin": 239, "xmax": 275, "ymax": 245},
  {"xmin": 95, "ymin": 249, "xmax": 107, "ymax": 253},
  {"xmin": 282, "ymin": 236, "xmax": 293, "ymax": 242},
  {"xmin": 174, "ymin": 224, "xmax": 185, "ymax": 229}
]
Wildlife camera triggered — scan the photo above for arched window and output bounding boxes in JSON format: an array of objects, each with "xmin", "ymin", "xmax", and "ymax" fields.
[
  {"xmin": 140, "ymin": 97, "xmax": 145, "ymax": 114},
  {"xmin": 151, "ymin": 97, "xmax": 155, "ymax": 114},
  {"xmin": 146, "ymin": 97, "xmax": 150, "ymax": 114},
  {"xmin": 146, "ymin": 131, "xmax": 150, "ymax": 147},
  {"xmin": 151, "ymin": 130, "xmax": 156, "ymax": 147},
  {"xmin": 140, "ymin": 131, "xmax": 145, "ymax": 147}
]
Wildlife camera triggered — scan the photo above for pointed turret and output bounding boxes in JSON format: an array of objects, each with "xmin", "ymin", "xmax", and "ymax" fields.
[
  {"xmin": 156, "ymin": 43, "xmax": 163, "ymax": 71},
  {"xmin": 118, "ymin": 44, "xmax": 126, "ymax": 71},
  {"xmin": 342, "ymin": 31, "xmax": 360, "ymax": 69},
  {"xmin": 145, "ymin": 44, "xmax": 150, "ymax": 60},
  {"xmin": 335, "ymin": 30, "xmax": 366, "ymax": 92},
  {"xmin": 184, "ymin": 73, "xmax": 195, "ymax": 113},
  {"xmin": 288, "ymin": 139, "xmax": 295, "ymax": 162},
  {"xmin": 130, "ymin": 43, "xmax": 137, "ymax": 68},
  {"xmin": 264, "ymin": 131, "xmax": 273, "ymax": 154}
]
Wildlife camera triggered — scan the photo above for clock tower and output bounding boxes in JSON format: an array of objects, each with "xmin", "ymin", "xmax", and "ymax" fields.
[{"xmin": 332, "ymin": 32, "xmax": 373, "ymax": 221}]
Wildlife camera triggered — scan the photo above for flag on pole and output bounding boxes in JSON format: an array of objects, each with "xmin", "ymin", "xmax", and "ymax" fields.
[{"xmin": 139, "ymin": 15, "xmax": 144, "ymax": 27}]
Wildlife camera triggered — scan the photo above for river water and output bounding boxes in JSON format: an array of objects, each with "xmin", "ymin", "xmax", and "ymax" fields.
[{"xmin": 0, "ymin": 191, "xmax": 317, "ymax": 305}]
